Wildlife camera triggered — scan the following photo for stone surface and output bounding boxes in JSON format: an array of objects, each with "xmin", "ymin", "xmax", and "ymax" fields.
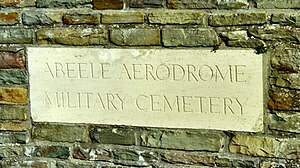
[
  {"xmin": 274, "ymin": 73, "xmax": 300, "ymax": 89},
  {"xmin": 0, "ymin": 49, "xmax": 25, "ymax": 69},
  {"xmin": 0, "ymin": 122, "xmax": 27, "ymax": 131},
  {"xmin": 268, "ymin": 88, "xmax": 300, "ymax": 111},
  {"xmin": 36, "ymin": 0, "xmax": 91, "ymax": 8},
  {"xmin": 255, "ymin": 0, "xmax": 300, "ymax": 9},
  {"xmin": 110, "ymin": 28, "xmax": 160, "ymax": 45},
  {"xmin": 32, "ymin": 123, "xmax": 89, "ymax": 143},
  {"xmin": 0, "ymin": 29, "xmax": 33, "ymax": 44},
  {"xmin": 0, "ymin": 87, "xmax": 27, "ymax": 105},
  {"xmin": 129, "ymin": 0, "xmax": 163, "ymax": 8},
  {"xmin": 22, "ymin": 10, "xmax": 63, "ymax": 25},
  {"xmin": 0, "ymin": 12, "xmax": 19, "ymax": 25},
  {"xmin": 271, "ymin": 13, "xmax": 300, "ymax": 26},
  {"xmin": 102, "ymin": 11, "xmax": 144, "ymax": 24},
  {"xmin": 93, "ymin": 0, "xmax": 123, "ymax": 10},
  {"xmin": 161, "ymin": 152, "xmax": 255, "ymax": 167},
  {"xmin": 0, "ymin": 146, "xmax": 22, "ymax": 159},
  {"xmin": 112, "ymin": 149, "xmax": 152, "ymax": 166},
  {"xmin": 63, "ymin": 13, "xmax": 100, "ymax": 25},
  {"xmin": 0, "ymin": 70, "xmax": 28, "ymax": 85},
  {"xmin": 37, "ymin": 27, "xmax": 108, "ymax": 45},
  {"xmin": 57, "ymin": 161, "xmax": 96, "ymax": 168},
  {"xmin": 141, "ymin": 130, "xmax": 225, "ymax": 151},
  {"xmin": 148, "ymin": 10, "xmax": 206, "ymax": 25},
  {"xmin": 218, "ymin": 0, "xmax": 249, "ymax": 9},
  {"xmin": 269, "ymin": 111, "xmax": 300, "ymax": 133},
  {"xmin": 209, "ymin": 12, "xmax": 268, "ymax": 26},
  {"xmin": 91, "ymin": 127, "xmax": 136, "ymax": 145},
  {"xmin": 260, "ymin": 161, "xmax": 300, "ymax": 168},
  {"xmin": 162, "ymin": 28, "xmax": 219, "ymax": 47},
  {"xmin": 167, "ymin": 0, "xmax": 218, "ymax": 9},
  {"xmin": 73, "ymin": 144, "xmax": 111, "ymax": 161},
  {"xmin": 0, "ymin": 133, "xmax": 26, "ymax": 144},
  {"xmin": 25, "ymin": 146, "xmax": 70, "ymax": 159},
  {"xmin": 0, "ymin": 107, "xmax": 27, "ymax": 120},
  {"xmin": 0, "ymin": 0, "xmax": 36, "ymax": 7},
  {"xmin": 28, "ymin": 48, "xmax": 264, "ymax": 132},
  {"xmin": 220, "ymin": 31, "xmax": 265, "ymax": 48},
  {"xmin": 229, "ymin": 135, "xmax": 300, "ymax": 159}
]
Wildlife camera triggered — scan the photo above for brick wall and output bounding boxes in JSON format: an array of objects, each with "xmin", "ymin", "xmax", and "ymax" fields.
[{"xmin": 0, "ymin": 0, "xmax": 300, "ymax": 167}]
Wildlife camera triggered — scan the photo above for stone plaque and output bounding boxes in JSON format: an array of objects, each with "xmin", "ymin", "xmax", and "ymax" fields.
[{"xmin": 28, "ymin": 48, "xmax": 264, "ymax": 132}]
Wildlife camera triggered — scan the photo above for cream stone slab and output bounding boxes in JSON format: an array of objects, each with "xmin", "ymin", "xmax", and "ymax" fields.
[{"xmin": 28, "ymin": 47, "xmax": 264, "ymax": 132}]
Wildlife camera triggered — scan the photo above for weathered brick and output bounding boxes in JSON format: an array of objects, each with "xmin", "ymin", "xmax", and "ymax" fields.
[
  {"xmin": 0, "ymin": 29, "xmax": 33, "ymax": 44},
  {"xmin": 73, "ymin": 144, "xmax": 112, "ymax": 161},
  {"xmin": 163, "ymin": 28, "xmax": 219, "ymax": 47},
  {"xmin": 25, "ymin": 146, "xmax": 70, "ymax": 159},
  {"xmin": 148, "ymin": 10, "xmax": 206, "ymax": 25},
  {"xmin": 110, "ymin": 28, "xmax": 160, "ymax": 46},
  {"xmin": 268, "ymin": 88, "xmax": 300, "ymax": 111},
  {"xmin": 255, "ymin": 0, "xmax": 300, "ymax": 9},
  {"xmin": 209, "ymin": 12, "xmax": 268, "ymax": 26},
  {"xmin": 93, "ymin": 0, "xmax": 123, "ymax": 10},
  {"xmin": 161, "ymin": 152, "xmax": 255, "ymax": 167},
  {"xmin": 63, "ymin": 13, "xmax": 100, "ymax": 25},
  {"xmin": 0, "ymin": 132, "xmax": 26, "ymax": 144},
  {"xmin": 141, "ymin": 129, "xmax": 225, "ymax": 151},
  {"xmin": 218, "ymin": 0, "xmax": 249, "ymax": 9},
  {"xmin": 0, "ymin": 12, "xmax": 19, "ymax": 25},
  {"xmin": 0, "ymin": 107, "xmax": 27, "ymax": 120},
  {"xmin": 91, "ymin": 127, "xmax": 136, "ymax": 145},
  {"xmin": 0, "ymin": 87, "xmax": 27, "ymax": 105},
  {"xmin": 129, "ymin": 0, "xmax": 163, "ymax": 8},
  {"xmin": 36, "ymin": 0, "xmax": 91, "ymax": 8},
  {"xmin": 269, "ymin": 111, "xmax": 300, "ymax": 133},
  {"xmin": 167, "ymin": 0, "xmax": 218, "ymax": 9},
  {"xmin": 32, "ymin": 123, "xmax": 89, "ymax": 143},
  {"xmin": 37, "ymin": 27, "xmax": 108, "ymax": 46},
  {"xmin": 0, "ymin": 49, "xmax": 25, "ymax": 69},
  {"xmin": 229, "ymin": 135, "xmax": 300, "ymax": 159},
  {"xmin": 0, "ymin": 70, "xmax": 28, "ymax": 85},
  {"xmin": 102, "ymin": 11, "xmax": 144, "ymax": 24},
  {"xmin": 0, "ymin": 122, "xmax": 27, "ymax": 131},
  {"xmin": 22, "ymin": 11, "xmax": 63, "ymax": 25}
]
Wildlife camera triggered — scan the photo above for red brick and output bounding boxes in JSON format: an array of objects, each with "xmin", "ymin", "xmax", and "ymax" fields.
[{"xmin": 0, "ymin": 48, "xmax": 25, "ymax": 69}]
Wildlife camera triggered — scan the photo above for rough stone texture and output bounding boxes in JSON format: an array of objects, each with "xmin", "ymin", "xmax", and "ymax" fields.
[
  {"xmin": 91, "ymin": 127, "xmax": 136, "ymax": 145},
  {"xmin": 0, "ymin": 122, "xmax": 27, "ymax": 131},
  {"xmin": 102, "ymin": 11, "xmax": 144, "ymax": 24},
  {"xmin": 167, "ymin": 0, "xmax": 218, "ymax": 9},
  {"xmin": 0, "ymin": 160, "xmax": 53, "ymax": 168},
  {"xmin": 0, "ymin": 12, "xmax": 19, "ymax": 25},
  {"xmin": 260, "ymin": 161, "xmax": 300, "ymax": 168},
  {"xmin": 0, "ymin": 87, "xmax": 27, "ymax": 105},
  {"xmin": 0, "ymin": 107, "xmax": 27, "ymax": 120},
  {"xmin": 162, "ymin": 28, "xmax": 219, "ymax": 47},
  {"xmin": 148, "ymin": 10, "xmax": 206, "ymax": 25},
  {"xmin": 273, "ymin": 73, "xmax": 300, "ymax": 89},
  {"xmin": 129, "ymin": 0, "xmax": 163, "ymax": 8},
  {"xmin": 270, "ymin": 44, "xmax": 300, "ymax": 72},
  {"xmin": 0, "ymin": 0, "xmax": 35, "ymax": 7},
  {"xmin": 25, "ymin": 146, "xmax": 70, "ymax": 159},
  {"xmin": 93, "ymin": 0, "xmax": 123, "ymax": 10},
  {"xmin": 73, "ymin": 144, "xmax": 112, "ymax": 161},
  {"xmin": 229, "ymin": 135, "xmax": 300, "ymax": 159},
  {"xmin": 268, "ymin": 88, "xmax": 300, "ymax": 111},
  {"xmin": 57, "ymin": 161, "xmax": 96, "ymax": 168},
  {"xmin": 0, "ymin": 146, "xmax": 22, "ymax": 159},
  {"xmin": 0, "ymin": 29, "xmax": 33, "ymax": 44},
  {"xmin": 0, "ymin": 132, "xmax": 26, "ymax": 144},
  {"xmin": 218, "ymin": 0, "xmax": 249, "ymax": 9},
  {"xmin": 36, "ymin": 0, "xmax": 91, "ymax": 8},
  {"xmin": 248, "ymin": 27, "xmax": 300, "ymax": 43},
  {"xmin": 271, "ymin": 13, "xmax": 300, "ymax": 26},
  {"xmin": 161, "ymin": 152, "xmax": 255, "ymax": 167},
  {"xmin": 22, "ymin": 10, "xmax": 63, "ymax": 25},
  {"xmin": 141, "ymin": 129, "xmax": 225, "ymax": 151},
  {"xmin": 112, "ymin": 149, "xmax": 155, "ymax": 166},
  {"xmin": 269, "ymin": 111, "xmax": 300, "ymax": 133},
  {"xmin": 37, "ymin": 27, "xmax": 108, "ymax": 45},
  {"xmin": 110, "ymin": 28, "xmax": 160, "ymax": 46},
  {"xmin": 255, "ymin": 0, "xmax": 300, "ymax": 9},
  {"xmin": 209, "ymin": 12, "xmax": 268, "ymax": 26},
  {"xmin": 63, "ymin": 13, "xmax": 100, "ymax": 25},
  {"xmin": 220, "ymin": 30, "xmax": 265, "ymax": 48},
  {"xmin": 0, "ymin": 49, "xmax": 25, "ymax": 69},
  {"xmin": 0, "ymin": 70, "xmax": 28, "ymax": 85},
  {"xmin": 0, "ymin": 0, "xmax": 20, "ymax": 7},
  {"xmin": 32, "ymin": 123, "xmax": 89, "ymax": 143}
]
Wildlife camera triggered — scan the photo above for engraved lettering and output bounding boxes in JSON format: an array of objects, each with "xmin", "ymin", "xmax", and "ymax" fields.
[{"xmin": 235, "ymin": 65, "xmax": 246, "ymax": 82}]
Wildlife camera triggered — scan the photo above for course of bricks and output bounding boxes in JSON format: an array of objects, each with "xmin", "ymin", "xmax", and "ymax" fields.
[{"xmin": 0, "ymin": 0, "xmax": 300, "ymax": 167}]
